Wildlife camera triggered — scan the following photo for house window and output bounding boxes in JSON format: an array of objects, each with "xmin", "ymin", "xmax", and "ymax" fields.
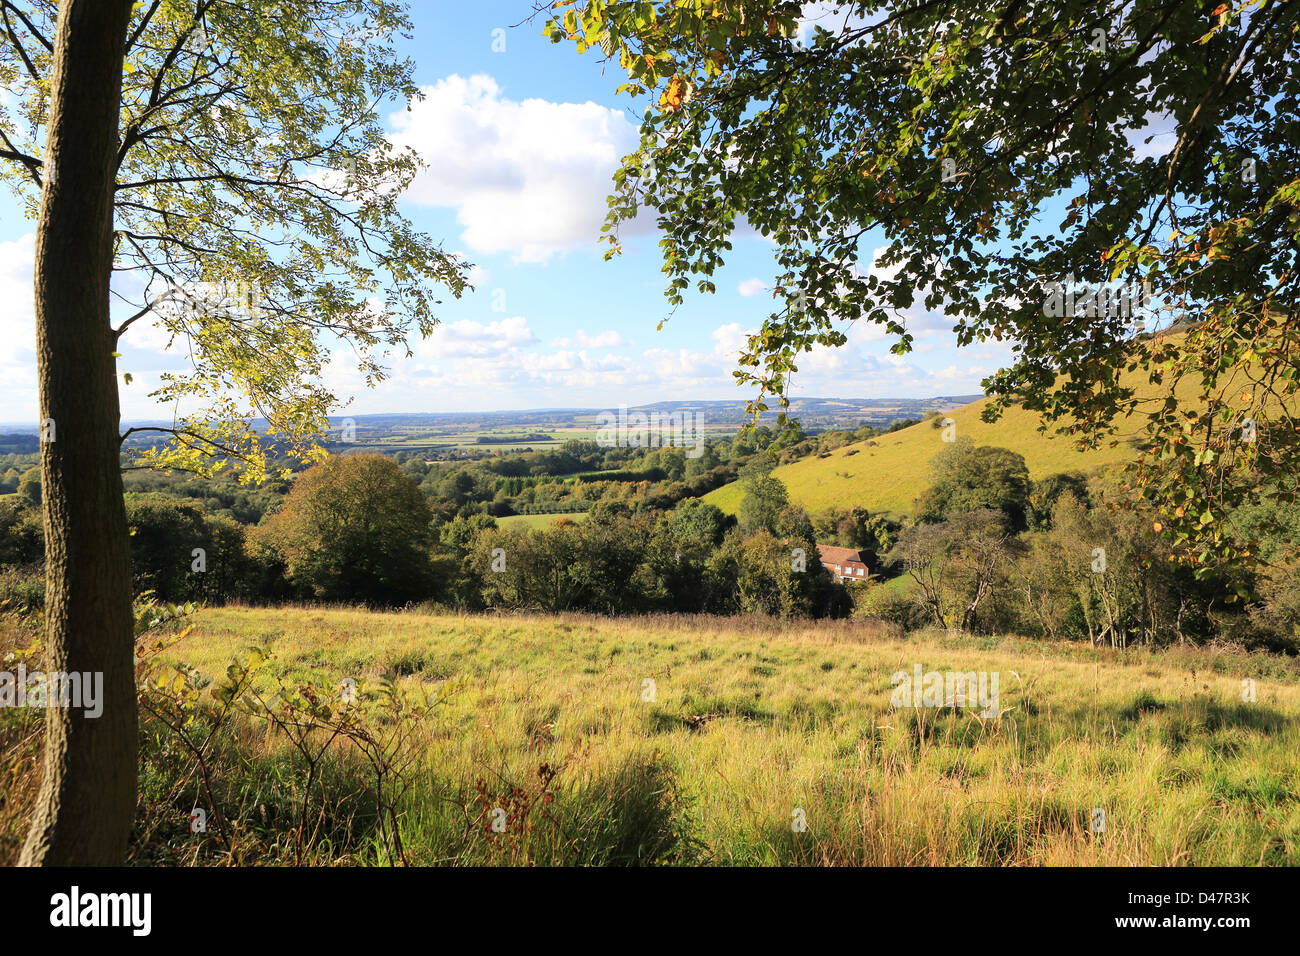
[{"xmin": 856, "ymin": 568, "xmax": 865, "ymax": 576}]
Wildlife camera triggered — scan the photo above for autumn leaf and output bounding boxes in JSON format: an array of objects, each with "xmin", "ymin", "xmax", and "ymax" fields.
[{"xmin": 660, "ymin": 74, "xmax": 686, "ymax": 113}]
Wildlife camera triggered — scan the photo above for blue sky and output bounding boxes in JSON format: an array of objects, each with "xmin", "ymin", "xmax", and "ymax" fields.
[{"xmin": 0, "ymin": 1, "xmax": 1018, "ymax": 422}]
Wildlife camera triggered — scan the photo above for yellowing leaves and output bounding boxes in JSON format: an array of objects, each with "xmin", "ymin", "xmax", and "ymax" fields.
[{"xmin": 659, "ymin": 74, "xmax": 689, "ymax": 113}]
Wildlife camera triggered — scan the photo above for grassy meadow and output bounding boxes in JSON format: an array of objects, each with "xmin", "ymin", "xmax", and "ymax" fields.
[
  {"xmin": 705, "ymin": 350, "xmax": 1213, "ymax": 517},
  {"xmin": 23, "ymin": 604, "xmax": 1291, "ymax": 866},
  {"xmin": 496, "ymin": 512, "xmax": 590, "ymax": 530},
  {"xmin": 705, "ymin": 394, "xmax": 1139, "ymax": 516}
]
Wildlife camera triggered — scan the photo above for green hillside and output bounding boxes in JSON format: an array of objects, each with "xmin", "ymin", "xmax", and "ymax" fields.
[
  {"xmin": 497, "ymin": 511, "xmax": 590, "ymax": 530},
  {"xmin": 704, "ymin": 389, "xmax": 1165, "ymax": 518}
]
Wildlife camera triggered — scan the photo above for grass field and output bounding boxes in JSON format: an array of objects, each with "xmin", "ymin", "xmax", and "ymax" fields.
[
  {"xmin": 99, "ymin": 605, "xmax": 1300, "ymax": 865},
  {"xmin": 496, "ymin": 512, "xmax": 590, "ymax": 529},
  {"xmin": 704, "ymin": 354, "xmax": 1208, "ymax": 517},
  {"xmin": 345, "ymin": 425, "xmax": 597, "ymax": 454},
  {"xmin": 703, "ymin": 395, "xmax": 1137, "ymax": 516}
]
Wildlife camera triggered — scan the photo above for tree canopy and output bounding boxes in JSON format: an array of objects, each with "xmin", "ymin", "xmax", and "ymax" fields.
[
  {"xmin": 918, "ymin": 437, "xmax": 1032, "ymax": 528},
  {"xmin": 0, "ymin": 0, "xmax": 468, "ymax": 480},
  {"xmin": 256, "ymin": 452, "xmax": 435, "ymax": 603},
  {"xmin": 544, "ymin": 0, "xmax": 1300, "ymax": 572},
  {"xmin": 737, "ymin": 469, "xmax": 790, "ymax": 533}
]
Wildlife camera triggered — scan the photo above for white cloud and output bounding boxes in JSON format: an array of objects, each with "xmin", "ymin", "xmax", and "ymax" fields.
[
  {"xmin": 550, "ymin": 329, "xmax": 624, "ymax": 349},
  {"xmin": 737, "ymin": 278, "xmax": 767, "ymax": 297},
  {"xmin": 709, "ymin": 322, "xmax": 753, "ymax": 361},
  {"xmin": 415, "ymin": 314, "xmax": 538, "ymax": 359},
  {"xmin": 797, "ymin": 2, "xmax": 846, "ymax": 44},
  {"xmin": 1124, "ymin": 110, "xmax": 1177, "ymax": 160},
  {"xmin": 0, "ymin": 233, "xmax": 37, "ymax": 420},
  {"xmin": 390, "ymin": 74, "xmax": 640, "ymax": 263},
  {"xmin": 0, "ymin": 233, "xmax": 35, "ymax": 366},
  {"xmin": 117, "ymin": 293, "xmax": 184, "ymax": 355},
  {"xmin": 315, "ymin": 306, "xmax": 993, "ymax": 411},
  {"xmin": 796, "ymin": 2, "xmax": 877, "ymax": 47},
  {"xmin": 865, "ymin": 245, "xmax": 954, "ymax": 334}
]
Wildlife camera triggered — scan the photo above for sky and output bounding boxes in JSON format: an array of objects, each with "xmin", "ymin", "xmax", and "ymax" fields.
[{"xmin": 0, "ymin": 1, "xmax": 1021, "ymax": 424}]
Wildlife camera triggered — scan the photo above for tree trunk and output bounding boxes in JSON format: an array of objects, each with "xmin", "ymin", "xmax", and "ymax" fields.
[{"xmin": 20, "ymin": 0, "xmax": 136, "ymax": 866}]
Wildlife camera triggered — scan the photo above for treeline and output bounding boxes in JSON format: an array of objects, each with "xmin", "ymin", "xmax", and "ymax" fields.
[
  {"xmin": 5, "ymin": 425, "xmax": 1292, "ymax": 652},
  {"xmin": 0, "ymin": 436, "xmax": 40, "ymax": 455},
  {"xmin": 856, "ymin": 437, "xmax": 1300, "ymax": 653},
  {"xmin": 1, "ymin": 415, "xmax": 896, "ymax": 544},
  {"xmin": 1, "ymin": 454, "xmax": 849, "ymax": 619},
  {"xmin": 456, "ymin": 501, "xmax": 848, "ymax": 617},
  {"xmin": 473, "ymin": 431, "xmax": 552, "ymax": 444},
  {"xmin": 0, "ymin": 493, "xmax": 277, "ymax": 612},
  {"xmin": 402, "ymin": 430, "xmax": 779, "ymax": 520},
  {"xmin": 768, "ymin": 417, "xmax": 921, "ymax": 465}
]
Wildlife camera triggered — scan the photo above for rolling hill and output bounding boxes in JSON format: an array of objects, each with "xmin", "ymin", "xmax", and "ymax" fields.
[{"xmin": 704, "ymin": 364, "xmax": 1204, "ymax": 517}]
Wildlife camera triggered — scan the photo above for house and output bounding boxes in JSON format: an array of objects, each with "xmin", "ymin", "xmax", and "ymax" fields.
[{"xmin": 817, "ymin": 544, "xmax": 870, "ymax": 582}]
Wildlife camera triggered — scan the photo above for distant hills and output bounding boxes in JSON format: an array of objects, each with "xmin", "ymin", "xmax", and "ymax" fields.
[
  {"xmin": 308, "ymin": 396, "xmax": 982, "ymax": 433},
  {"xmin": 0, "ymin": 433, "xmax": 40, "ymax": 454},
  {"xmin": 1, "ymin": 396, "xmax": 982, "ymax": 439}
]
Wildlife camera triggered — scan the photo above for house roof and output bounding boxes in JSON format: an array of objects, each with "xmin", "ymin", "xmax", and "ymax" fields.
[{"xmin": 816, "ymin": 544, "xmax": 868, "ymax": 567}]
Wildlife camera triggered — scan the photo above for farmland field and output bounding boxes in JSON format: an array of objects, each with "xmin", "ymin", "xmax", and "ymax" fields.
[
  {"xmin": 41, "ymin": 605, "xmax": 1296, "ymax": 866},
  {"xmin": 334, "ymin": 425, "xmax": 601, "ymax": 454},
  {"xmin": 496, "ymin": 512, "xmax": 590, "ymax": 529}
]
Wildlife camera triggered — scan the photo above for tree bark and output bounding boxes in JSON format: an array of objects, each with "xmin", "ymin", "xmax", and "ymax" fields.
[{"xmin": 20, "ymin": 0, "xmax": 136, "ymax": 866}]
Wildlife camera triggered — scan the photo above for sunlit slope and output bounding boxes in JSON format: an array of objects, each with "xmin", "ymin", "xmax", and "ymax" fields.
[
  {"xmin": 704, "ymin": 363, "xmax": 1208, "ymax": 516},
  {"xmin": 497, "ymin": 512, "xmax": 589, "ymax": 529},
  {"xmin": 705, "ymin": 480, "xmax": 748, "ymax": 515}
]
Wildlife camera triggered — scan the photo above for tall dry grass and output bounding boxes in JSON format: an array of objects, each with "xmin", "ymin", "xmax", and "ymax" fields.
[{"xmin": 3, "ymin": 605, "xmax": 1297, "ymax": 865}]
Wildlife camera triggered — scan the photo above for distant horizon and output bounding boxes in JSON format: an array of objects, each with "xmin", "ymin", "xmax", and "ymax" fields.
[
  {"xmin": 0, "ymin": 7, "xmax": 1015, "ymax": 422},
  {"xmin": 0, "ymin": 392, "xmax": 986, "ymax": 433}
]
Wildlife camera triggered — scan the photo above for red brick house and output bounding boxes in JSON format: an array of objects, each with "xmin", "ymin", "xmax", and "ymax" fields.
[{"xmin": 817, "ymin": 544, "xmax": 870, "ymax": 581}]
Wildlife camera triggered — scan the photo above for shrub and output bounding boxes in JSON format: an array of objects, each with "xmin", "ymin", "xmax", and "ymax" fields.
[
  {"xmin": 127, "ymin": 497, "xmax": 258, "ymax": 604},
  {"xmin": 0, "ymin": 568, "xmax": 43, "ymax": 616}
]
